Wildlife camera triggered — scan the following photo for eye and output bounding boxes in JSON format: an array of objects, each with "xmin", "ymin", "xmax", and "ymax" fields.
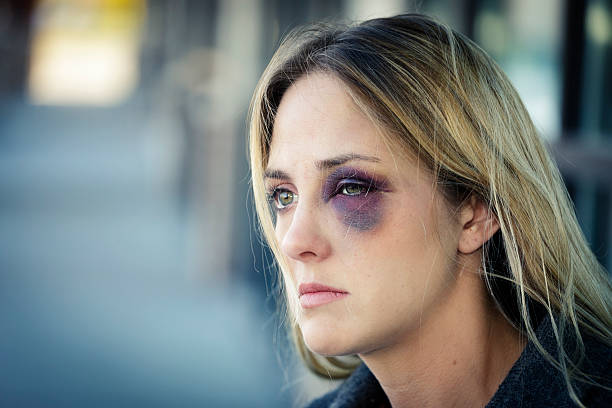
[
  {"xmin": 270, "ymin": 188, "xmax": 297, "ymax": 210},
  {"xmin": 339, "ymin": 182, "xmax": 368, "ymax": 196}
]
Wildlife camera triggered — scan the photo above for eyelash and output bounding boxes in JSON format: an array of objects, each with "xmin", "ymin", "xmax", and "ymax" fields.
[
  {"xmin": 334, "ymin": 179, "xmax": 373, "ymax": 197},
  {"xmin": 266, "ymin": 178, "xmax": 374, "ymax": 212}
]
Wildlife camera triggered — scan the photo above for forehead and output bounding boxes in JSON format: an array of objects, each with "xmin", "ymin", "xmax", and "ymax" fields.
[{"xmin": 268, "ymin": 73, "xmax": 388, "ymax": 167}]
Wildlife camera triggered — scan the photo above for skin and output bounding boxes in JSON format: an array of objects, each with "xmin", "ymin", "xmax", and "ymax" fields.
[{"xmin": 266, "ymin": 72, "xmax": 525, "ymax": 407}]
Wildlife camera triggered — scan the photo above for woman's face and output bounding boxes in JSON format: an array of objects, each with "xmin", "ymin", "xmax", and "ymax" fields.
[{"xmin": 266, "ymin": 72, "xmax": 464, "ymax": 357}]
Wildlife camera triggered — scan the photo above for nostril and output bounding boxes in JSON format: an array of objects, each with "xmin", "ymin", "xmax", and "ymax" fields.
[{"xmin": 299, "ymin": 251, "xmax": 318, "ymax": 261}]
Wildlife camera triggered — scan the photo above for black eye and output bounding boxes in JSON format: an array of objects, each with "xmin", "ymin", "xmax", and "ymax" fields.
[
  {"xmin": 340, "ymin": 183, "xmax": 366, "ymax": 196},
  {"xmin": 274, "ymin": 189, "xmax": 296, "ymax": 209}
]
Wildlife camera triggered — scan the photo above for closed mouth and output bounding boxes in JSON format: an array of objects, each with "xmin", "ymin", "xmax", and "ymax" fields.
[{"xmin": 298, "ymin": 282, "xmax": 349, "ymax": 308}]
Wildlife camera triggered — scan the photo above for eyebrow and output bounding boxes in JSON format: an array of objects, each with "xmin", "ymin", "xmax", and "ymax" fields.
[
  {"xmin": 264, "ymin": 153, "xmax": 381, "ymax": 180},
  {"xmin": 263, "ymin": 168, "xmax": 291, "ymax": 180},
  {"xmin": 314, "ymin": 153, "xmax": 380, "ymax": 170}
]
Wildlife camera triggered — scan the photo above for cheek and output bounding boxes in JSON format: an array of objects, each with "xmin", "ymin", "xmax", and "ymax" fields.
[
  {"xmin": 331, "ymin": 193, "xmax": 383, "ymax": 231},
  {"xmin": 273, "ymin": 215, "xmax": 291, "ymax": 248}
]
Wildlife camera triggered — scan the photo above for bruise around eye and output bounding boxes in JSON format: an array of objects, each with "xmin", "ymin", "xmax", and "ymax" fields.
[{"xmin": 322, "ymin": 166, "xmax": 388, "ymax": 202}]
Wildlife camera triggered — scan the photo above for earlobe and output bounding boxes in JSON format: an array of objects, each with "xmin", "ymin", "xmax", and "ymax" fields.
[{"xmin": 457, "ymin": 196, "xmax": 500, "ymax": 254}]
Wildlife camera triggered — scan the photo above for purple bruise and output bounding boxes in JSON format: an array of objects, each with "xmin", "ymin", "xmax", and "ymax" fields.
[
  {"xmin": 321, "ymin": 166, "xmax": 387, "ymax": 231},
  {"xmin": 331, "ymin": 192, "xmax": 383, "ymax": 231}
]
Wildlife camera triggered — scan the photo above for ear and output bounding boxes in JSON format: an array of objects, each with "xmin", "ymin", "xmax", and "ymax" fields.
[{"xmin": 457, "ymin": 195, "xmax": 500, "ymax": 255}]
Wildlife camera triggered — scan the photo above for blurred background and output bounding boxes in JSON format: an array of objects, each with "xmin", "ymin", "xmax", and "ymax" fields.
[{"xmin": 0, "ymin": 0, "xmax": 610, "ymax": 407}]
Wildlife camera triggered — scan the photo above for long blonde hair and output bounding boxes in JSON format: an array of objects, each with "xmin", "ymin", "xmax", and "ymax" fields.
[{"xmin": 248, "ymin": 14, "xmax": 612, "ymax": 405}]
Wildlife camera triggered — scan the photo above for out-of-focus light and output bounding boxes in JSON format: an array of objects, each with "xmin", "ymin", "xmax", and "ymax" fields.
[
  {"xmin": 28, "ymin": 0, "xmax": 145, "ymax": 106},
  {"xmin": 586, "ymin": 2, "xmax": 611, "ymax": 46},
  {"xmin": 29, "ymin": 34, "xmax": 137, "ymax": 105}
]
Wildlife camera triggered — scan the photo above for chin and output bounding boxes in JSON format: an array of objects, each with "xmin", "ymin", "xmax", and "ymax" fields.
[{"xmin": 300, "ymin": 318, "xmax": 358, "ymax": 356}]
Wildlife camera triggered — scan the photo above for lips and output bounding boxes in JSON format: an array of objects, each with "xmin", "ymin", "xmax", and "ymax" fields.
[{"xmin": 298, "ymin": 283, "xmax": 349, "ymax": 309}]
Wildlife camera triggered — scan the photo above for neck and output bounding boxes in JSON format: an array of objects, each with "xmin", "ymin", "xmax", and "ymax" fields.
[{"xmin": 359, "ymin": 260, "xmax": 525, "ymax": 408}]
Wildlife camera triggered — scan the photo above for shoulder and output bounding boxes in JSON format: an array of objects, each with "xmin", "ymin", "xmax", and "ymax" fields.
[
  {"xmin": 488, "ymin": 315, "xmax": 612, "ymax": 407},
  {"xmin": 303, "ymin": 388, "xmax": 341, "ymax": 408},
  {"xmin": 303, "ymin": 364, "xmax": 390, "ymax": 408},
  {"xmin": 578, "ymin": 331, "xmax": 612, "ymax": 406}
]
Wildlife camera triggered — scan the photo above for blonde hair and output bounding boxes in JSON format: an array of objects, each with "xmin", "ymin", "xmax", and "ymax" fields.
[{"xmin": 248, "ymin": 14, "xmax": 612, "ymax": 406}]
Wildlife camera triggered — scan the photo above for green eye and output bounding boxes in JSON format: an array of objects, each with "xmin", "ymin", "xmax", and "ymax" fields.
[
  {"xmin": 341, "ymin": 184, "xmax": 366, "ymax": 196},
  {"xmin": 275, "ymin": 190, "xmax": 295, "ymax": 209}
]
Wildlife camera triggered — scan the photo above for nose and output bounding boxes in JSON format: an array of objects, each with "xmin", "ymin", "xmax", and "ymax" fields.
[{"xmin": 279, "ymin": 201, "xmax": 331, "ymax": 263}]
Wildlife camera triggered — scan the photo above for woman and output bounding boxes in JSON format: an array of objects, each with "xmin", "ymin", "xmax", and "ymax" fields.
[{"xmin": 248, "ymin": 14, "xmax": 612, "ymax": 407}]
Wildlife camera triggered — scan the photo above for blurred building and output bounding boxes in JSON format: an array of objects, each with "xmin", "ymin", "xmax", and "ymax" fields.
[{"xmin": 0, "ymin": 0, "xmax": 610, "ymax": 407}]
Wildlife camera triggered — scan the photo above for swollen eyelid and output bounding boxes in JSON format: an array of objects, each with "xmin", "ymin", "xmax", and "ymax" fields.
[
  {"xmin": 335, "ymin": 179, "xmax": 371, "ymax": 194},
  {"xmin": 340, "ymin": 182, "xmax": 369, "ymax": 196},
  {"xmin": 322, "ymin": 169, "xmax": 387, "ymax": 202}
]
